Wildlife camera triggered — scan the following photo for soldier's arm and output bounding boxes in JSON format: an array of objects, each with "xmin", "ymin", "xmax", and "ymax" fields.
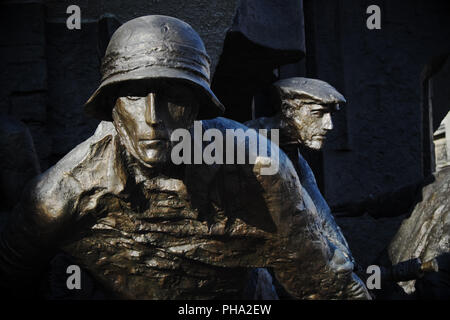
[
  {"xmin": 0, "ymin": 170, "xmax": 80, "ymax": 286},
  {"xmin": 0, "ymin": 122, "xmax": 116, "ymax": 288},
  {"xmin": 197, "ymin": 118, "xmax": 369, "ymax": 299},
  {"xmin": 231, "ymin": 127, "xmax": 369, "ymax": 299}
]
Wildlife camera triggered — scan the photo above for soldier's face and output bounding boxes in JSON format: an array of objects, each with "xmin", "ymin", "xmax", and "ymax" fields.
[
  {"xmin": 112, "ymin": 83, "xmax": 199, "ymax": 167},
  {"xmin": 283, "ymin": 101, "xmax": 335, "ymax": 150}
]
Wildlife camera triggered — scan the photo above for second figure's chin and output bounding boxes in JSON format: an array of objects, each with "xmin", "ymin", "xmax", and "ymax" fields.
[{"xmin": 305, "ymin": 142, "xmax": 324, "ymax": 150}]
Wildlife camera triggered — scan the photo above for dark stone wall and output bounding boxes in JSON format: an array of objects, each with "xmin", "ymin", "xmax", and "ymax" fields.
[
  {"xmin": 212, "ymin": 0, "xmax": 306, "ymax": 123},
  {"xmin": 1, "ymin": 0, "xmax": 238, "ymax": 170},
  {"xmin": 45, "ymin": 20, "xmax": 101, "ymax": 164},
  {"xmin": 306, "ymin": 0, "xmax": 450, "ymax": 209},
  {"xmin": 0, "ymin": 1, "xmax": 50, "ymax": 167},
  {"xmin": 0, "ymin": 116, "xmax": 40, "ymax": 211},
  {"xmin": 44, "ymin": 0, "xmax": 238, "ymax": 74}
]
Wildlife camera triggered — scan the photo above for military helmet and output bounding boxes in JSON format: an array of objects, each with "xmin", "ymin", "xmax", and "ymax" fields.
[
  {"xmin": 273, "ymin": 77, "xmax": 346, "ymax": 109},
  {"xmin": 85, "ymin": 15, "xmax": 225, "ymax": 120}
]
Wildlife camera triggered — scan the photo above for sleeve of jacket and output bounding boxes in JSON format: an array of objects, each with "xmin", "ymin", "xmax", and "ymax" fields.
[
  {"xmin": 0, "ymin": 121, "xmax": 117, "ymax": 287},
  {"xmin": 201, "ymin": 117, "xmax": 370, "ymax": 299}
]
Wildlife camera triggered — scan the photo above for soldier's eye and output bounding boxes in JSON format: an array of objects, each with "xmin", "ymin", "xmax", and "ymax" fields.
[
  {"xmin": 168, "ymin": 103, "xmax": 187, "ymax": 119},
  {"xmin": 311, "ymin": 110, "xmax": 324, "ymax": 117}
]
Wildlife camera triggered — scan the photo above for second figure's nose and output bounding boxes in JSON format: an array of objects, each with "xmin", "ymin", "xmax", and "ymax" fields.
[
  {"xmin": 323, "ymin": 113, "xmax": 333, "ymax": 131},
  {"xmin": 145, "ymin": 93, "xmax": 162, "ymax": 126}
]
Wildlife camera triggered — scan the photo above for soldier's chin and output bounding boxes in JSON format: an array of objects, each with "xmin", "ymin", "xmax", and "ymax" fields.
[
  {"xmin": 137, "ymin": 148, "xmax": 169, "ymax": 167},
  {"xmin": 305, "ymin": 139, "xmax": 324, "ymax": 150}
]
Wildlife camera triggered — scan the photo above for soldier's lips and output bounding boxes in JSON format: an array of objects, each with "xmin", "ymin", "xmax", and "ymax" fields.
[{"xmin": 138, "ymin": 139, "xmax": 168, "ymax": 148}]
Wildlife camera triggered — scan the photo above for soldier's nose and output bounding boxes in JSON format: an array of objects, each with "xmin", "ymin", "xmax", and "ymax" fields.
[
  {"xmin": 145, "ymin": 93, "xmax": 162, "ymax": 126},
  {"xmin": 323, "ymin": 113, "xmax": 333, "ymax": 131}
]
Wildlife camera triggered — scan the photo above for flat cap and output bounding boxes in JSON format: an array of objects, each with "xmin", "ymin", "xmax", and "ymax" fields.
[{"xmin": 273, "ymin": 77, "xmax": 346, "ymax": 105}]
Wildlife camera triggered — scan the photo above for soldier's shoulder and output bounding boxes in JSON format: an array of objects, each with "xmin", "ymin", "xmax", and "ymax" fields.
[
  {"xmin": 202, "ymin": 117, "xmax": 274, "ymax": 135},
  {"xmin": 200, "ymin": 117, "xmax": 250, "ymax": 132},
  {"xmin": 32, "ymin": 122, "xmax": 117, "ymax": 191},
  {"xmin": 92, "ymin": 121, "xmax": 117, "ymax": 138},
  {"xmin": 244, "ymin": 117, "xmax": 272, "ymax": 130},
  {"xmin": 52, "ymin": 121, "xmax": 116, "ymax": 171},
  {"xmin": 22, "ymin": 121, "xmax": 119, "ymax": 215}
]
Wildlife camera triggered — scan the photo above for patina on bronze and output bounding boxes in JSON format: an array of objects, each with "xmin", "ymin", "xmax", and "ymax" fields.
[
  {"xmin": 246, "ymin": 77, "xmax": 349, "ymax": 251},
  {"xmin": 0, "ymin": 16, "xmax": 369, "ymax": 299},
  {"xmin": 248, "ymin": 77, "xmax": 345, "ymax": 149},
  {"xmin": 85, "ymin": 15, "xmax": 224, "ymax": 121},
  {"xmin": 246, "ymin": 77, "xmax": 368, "ymax": 297}
]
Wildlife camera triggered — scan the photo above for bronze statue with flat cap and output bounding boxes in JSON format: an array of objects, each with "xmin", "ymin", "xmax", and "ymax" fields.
[
  {"xmin": 246, "ymin": 77, "xmax": 351, "ymax": 258},
  {"xmin": 0, "ymin": 16, "xmax": 369, "ymax": 299},
  {"xmin": 246, "ymin": 77, "xmax": 367, "ymax": 297}
]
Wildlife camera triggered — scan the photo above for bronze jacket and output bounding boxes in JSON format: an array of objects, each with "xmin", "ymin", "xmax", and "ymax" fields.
[{"xmin": 0, "ymin": 118, "xmax": 369, "ymax": 299}]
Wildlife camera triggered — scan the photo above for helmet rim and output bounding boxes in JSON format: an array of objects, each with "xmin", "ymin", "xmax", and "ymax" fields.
[
  {"xmin": 84, "ymin": 15, "xmax": 224, "ymax": 121},
  {"xmin": 84, "ymin": 65, "xmax": 225, "ymax": 121}
]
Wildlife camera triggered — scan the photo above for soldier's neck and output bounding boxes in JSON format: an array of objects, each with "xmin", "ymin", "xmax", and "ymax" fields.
[
  {"xmin": 116, "ymin": 138, "xmax": 184, "ymax": 185},
  {"xmin": 269, "ymin": 113, "xmax": 300, "ymax": 147}
]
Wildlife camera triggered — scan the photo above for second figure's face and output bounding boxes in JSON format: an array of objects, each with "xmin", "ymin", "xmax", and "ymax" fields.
[
  {"xmin": 283, "ymin": 100, "xmax": 335, "ymax": 150},
  {"xmin": 112, "ymin": 82, "xmax": 199, "ymax": 168}
]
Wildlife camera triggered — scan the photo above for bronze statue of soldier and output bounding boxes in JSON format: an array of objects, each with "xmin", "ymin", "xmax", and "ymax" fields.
[
  {"xmin": 246, "ymin": 77, "xmax": 352, "ymax": 260},
  {"xmin": 245, "ymin": 78, "xmax": 365, "ymax": 297},
  {"xmin": 0, "ymin": 16, "xmax": 369, "ymax": 299}
]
